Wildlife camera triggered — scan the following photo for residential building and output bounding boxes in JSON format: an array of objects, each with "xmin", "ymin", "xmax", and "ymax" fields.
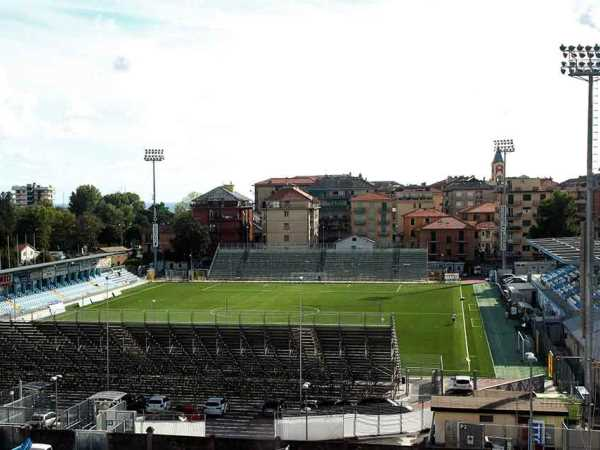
[
  {"xmin": 459, "ymin": 202, "xmax": 496, "ymax": 224},
  {"xmin": 402, "ymin": 208, "xmax": 448, "ymax": 248},
  {"xmin": 334, "ymin": 235, "xmax": 375, "ymax": 251},
  {"xmin": 254, "ymin": 173, "xmax": 373, "ymax": 242},
  {"xmin": 419, "ymin": 216, "xmax": 477, "ymax": 262},
  {"xmin": 17, "ymin": 244, "xmax": 39, "ymax": 265},
  {"xmin": 559, "ymin": 174, "xmax": 600, "ymax": 238},
  {"xmin": 443, "ymin": 176, "xmax": 496, "ymax": 215},
  {"xmin": 350, "ymin": 193, "xmax": 394, "ymax": 244},
  {"xmin": 254, "ymin": 176, "xmax": 319, "ymax": 213},
  {"xmin": 263, "ymin": 187, "xmax": 319, "ymax": 246},
  {"xmin": 431, "ymin": 390, "xmax": 568, "ymax": 447},
  {"xmin": 476, "ymin": 221, "xmax": 497, "ymax": 257},
  {"xmin": 191, "ymin": 185, "xmax": 254, "ymax": 245},
  {"xmin": 12, "ymin": 183, "xmax": 54, "ymax": 207},
  {"xmin": 506, "ymin": 176, "xmax": 558, "ymax": 259},
  {"xmin": 308, "ymin": 174, "xmax": 374, "ymax": 242},
  {"xmin": 371, "ymin": 180, "xmax": 402, "ymax": 193}
]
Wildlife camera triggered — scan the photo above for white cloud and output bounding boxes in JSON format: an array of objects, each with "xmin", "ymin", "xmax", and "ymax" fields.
[{"xmin": 0, "ymin": 0, "xmax": 599, "ymax": 201}]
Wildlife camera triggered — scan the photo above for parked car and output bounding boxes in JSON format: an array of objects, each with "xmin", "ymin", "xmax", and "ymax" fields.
[
  {"xmin": 502, "ymin": 276, "xmax": 527, "ymax": 285},
  {"xmin": 31, "ymin": 445, "xmax": 53, "ymax": 450},
  {"xmin": 447, "ymin": 375, "xmax": 474, "ymax": 393},
  {"xmin": 204, "ymin": 397, "xmax": 229, "ymax": 416},
  {"xmin": 145, "ymin": 395, "xmax": 171, "ymax": 413},
  {"xmin": 262, "ymin": 399, "xmax": 285, "ymax": 417},
  {"xmin": 29, "ymin": 411, "xmax": 57, "ymax": 429}
]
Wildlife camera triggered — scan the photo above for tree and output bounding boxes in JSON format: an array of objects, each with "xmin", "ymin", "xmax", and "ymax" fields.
[
  {"xmin": 69, "ymin": 185, "xmax": 102, "ymax": 216},
  {"xmin": 171, "ymin": 211, "xmax": 211, "ymax": 260},
  {"xmin": 15, "ymin": 205, "xmax": 54, "ymax": 250},
  {"xmin": 528, "ymin": 191, "xmax": 579, "ymax": 239},
  {"xmin": 174, "ymin": 192, "xmax": 201, "ymax": 216},
  {"xmin": 50, "ymin": 209, "xmax": 77, "ymax": 252},
  {"xmin": 76, "ymin": 213, "xmax": 104, "ymax": 250},
  {"xmin": 0, "ymin": 192, "xmax": 17, "ymax": 267}
]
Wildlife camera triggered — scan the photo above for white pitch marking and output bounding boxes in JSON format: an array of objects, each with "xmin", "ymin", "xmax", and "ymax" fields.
[{"xmin": 461, "ymin": 296, "xmax": 471, "ymax": 371}]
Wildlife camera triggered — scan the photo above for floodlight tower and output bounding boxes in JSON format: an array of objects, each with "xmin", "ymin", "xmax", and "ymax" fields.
[
  {"xmin": 144, "ymin": 149, "xmax": 165, "ymax": 274},
  {"xmin": 494, "ymin": 139, "xmax": 515, "ymax": 272},
  {"xmin": 559, "ymin": 44, "xmax": 600, "ymax": 395}
]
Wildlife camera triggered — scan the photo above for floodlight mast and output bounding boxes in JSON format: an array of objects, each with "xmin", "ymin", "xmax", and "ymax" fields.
[
  {"xmin": 493, "ymin": 139, "xmax": 515, "ymax": 272},
  {"xmin": 559, "ymin": 44, "xmax": 600, "ymax": 420},
  {"xmin": 144, "ymin": 149, "xmax": 165, "ymax": 275}
]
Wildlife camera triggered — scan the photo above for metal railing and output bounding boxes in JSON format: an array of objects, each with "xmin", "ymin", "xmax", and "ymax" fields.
[{"xmin": 47, "ymin": 309, "xmax": 396, "ymax": 327}]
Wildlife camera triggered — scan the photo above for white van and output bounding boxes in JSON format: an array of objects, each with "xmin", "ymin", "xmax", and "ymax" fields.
[{"xmin": 32, "ymin": 445, "xmax": 53, "ymax": 450}]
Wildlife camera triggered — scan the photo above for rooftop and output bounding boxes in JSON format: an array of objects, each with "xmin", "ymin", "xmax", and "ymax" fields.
[
  {"xmin": 444, "ymin": 176, "xmax": 494, "ymax": 191},
  {"xmin": 192, "ymin": 186, "xmax": 252, "ymax": 205},
  {"xmin": 431, "ymin": 390, "xmax": 569, "ymax": 416},
  {"xmin": 476, "ymin": 221, "xmax": 497, "ymax": 230},
  {"xmin": 423, "ymin": 216, "xmax": 473, "ymax": 230},
  {"xmin": 404, "ymin": 208, "xmax": 447, "ymax": 218},
  {"xmin": 267, "ymin": 186, "xmax": 315, "ymax": 202},
  {"xmin": 255, "ymin": 176, "xmax": 319, "ymax": 187},
  {"xmin": 460, "ymin": 202, "xmax": 497, "ymax": 214},
  {"xmin": 526, "ymin": 236, "xmax": 600, "ymax": 265},
  {"xmin": 352, "ymin": 192, "xmax": 392, "ymax": 202}
]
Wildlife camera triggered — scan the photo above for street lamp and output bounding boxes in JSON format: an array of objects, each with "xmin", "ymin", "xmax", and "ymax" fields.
[
  {"xmin": 50, "ymin": 374, "xmax": 62, "ymax": 428},
  {"xmin": 144, "ymin": 149, "xmax": 165, "ymax": 276},
  {"xmin": 559, "ymin": 44, "xmax": 600, "ymax": 394},
  {"xmin": 493, "ymin": 139, "xmax": 515, "ymax": 272},
  {"xmin": 525, "ymin": 352, "xmax": 537, "ymax": 450}
]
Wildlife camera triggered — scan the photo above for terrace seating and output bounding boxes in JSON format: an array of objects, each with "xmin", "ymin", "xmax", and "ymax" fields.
[
  {"xmin": 0, "ymin": 322, "xmax": 397, "ymax": 404},
  {"xmin": 208, "ymin": 247, "xmax": 427, "ymax": 282}
]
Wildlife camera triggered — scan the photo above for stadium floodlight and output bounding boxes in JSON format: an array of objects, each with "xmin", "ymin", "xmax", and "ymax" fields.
[
  {"xmin": 559, "ymin": 45, "xmax": 600, "ymax": 401},
  {"xmin": 493, "ymin": 139, "xmax": 516, "ymax": 271},
  {"xmin": 144, "ymin": 149, "xmax": 165, "ymax": 275}
]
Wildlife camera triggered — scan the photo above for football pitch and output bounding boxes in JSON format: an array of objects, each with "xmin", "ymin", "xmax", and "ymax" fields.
[{"xmin": 56, "ymin": 281, "xmax": 495, "ymax": 377}]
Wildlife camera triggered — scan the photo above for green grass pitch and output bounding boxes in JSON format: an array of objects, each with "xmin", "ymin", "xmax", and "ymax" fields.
[{"xmin": 56, "ymin": 282, "xmax": 495, "ymax": 377}]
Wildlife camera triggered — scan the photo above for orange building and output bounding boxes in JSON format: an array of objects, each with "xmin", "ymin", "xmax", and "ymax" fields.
[
  {"xmin": 402, "ymin": 209, "xmax": 448, "ymax": 248},
  {"xmin": 351, "ymin": 192, "xmax": 394, "ymax": 244},
  {"xmin": 419, "ymin": 216, "xmax": 477, "ymax": 262}
]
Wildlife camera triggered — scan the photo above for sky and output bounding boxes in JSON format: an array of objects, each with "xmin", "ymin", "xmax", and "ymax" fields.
[{"xmin": 1, "ymin": 0, "xmax": 600, "ymax": 203}]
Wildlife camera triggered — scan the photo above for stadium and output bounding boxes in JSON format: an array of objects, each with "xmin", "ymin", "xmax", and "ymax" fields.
[{"xmin": 0, "ymin": 244, "xmax": 515, "ymax": 444}]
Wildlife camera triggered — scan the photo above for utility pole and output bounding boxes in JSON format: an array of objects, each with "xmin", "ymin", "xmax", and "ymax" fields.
[{"xmin": 560, "ymin": 44, "xmax": 599, "ymax": 397}]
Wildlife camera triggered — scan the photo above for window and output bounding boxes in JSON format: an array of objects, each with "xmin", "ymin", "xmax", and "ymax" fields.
[
  {"xmin": 446, "ymin": 236, "xmax": 452, "ymax": 244},
  {"xmin": 458, "ymin": 230, "xmax": 465, "ymax": 241},
  {"xmin": 467, "ymin": 191, "xmax": 474, "ymax": 198},
  {"xmin": 429, "ymin": 243, "xmax": 437, "ymax": 254},
  {"xmin": 523, "ymin": 193, "xmax": 532, "ymax": 201},
  {"xmin": 284, "ymin": 235, "xmax": 290, "ymax": 242},
  {"xmin": 283, "ymin": 223, "xmax": 290, "ymax": 230},
  {"xmin": 284, "ymin": 210, "xmax": 289, "ymax": 217},
  {"xmin": 411, "ymin": 218, "xmax": 415, "ymax": 226},
  {"xmin": 517, "ymin": 416, "xmax": 529, "ymax": 425},
  {"xmin": 456, "ymin": 201, "xmax": 463, "ymax": 208},
  {"xmin": 540, "ymin": 193, "xmax": 546, "ymax": 200},
  {"xmin": 425, "ymin": 218, "xmax": 430, "ymax": 224},
  {"xmin": 508, "ymin": 194, "xmax": 514, "ymax": 205},
  {"xmin": 430, "ymin": 231, "xmax": 437, "ymax": 241},
  {"xmin": 480, "ymin": 415, "xmax": 494, "ymax": 423},
  {"xmin": 459, "ymin": 243, "xmax": 465, "ymax": 254},
  {"xmin": 523, "ymin": 220, "xmax": 531, "ymax": 227}
]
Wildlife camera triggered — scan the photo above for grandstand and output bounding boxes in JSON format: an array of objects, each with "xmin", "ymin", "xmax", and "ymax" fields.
[
  {"xmin": 0, "ymin": 321, "xmax": 400, "ymax": 405},
  {"xmin": 208, "ymin": 247, "xmax": 427, "ymax": 281},
  {"xmin": 0, "ymin": 252, "xmax": 142, "ymax": 319}
]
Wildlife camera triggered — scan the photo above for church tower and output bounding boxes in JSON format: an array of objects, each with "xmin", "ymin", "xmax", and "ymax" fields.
[{"xmin": 491, "ymin": 149, "xmax": 505, "ymax": 184}]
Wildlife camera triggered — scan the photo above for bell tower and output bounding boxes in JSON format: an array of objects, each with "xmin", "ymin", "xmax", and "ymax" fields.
[{"xmin": 491, "ymin": 149, "xmax": 505, "ymax": 184}]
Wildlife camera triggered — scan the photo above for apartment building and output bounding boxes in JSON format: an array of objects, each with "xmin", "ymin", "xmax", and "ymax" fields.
[
  {"xmin": 191, "ymin": 185, "xmax": 254, "ymax": 245},
  {"xmin": 505, "ymin": 176, "xmax": 558, "ymax": 259},
  {"xmin": 12, "ymin": 183, "xmax": 54, "ymax": 207},
  {"xmin": 350, "ymin": 192, "xmax": 394, "ymax": 244},
  {"xmin": 443, "ymin": 176, "xmax": 496, "ymax": 215},
  {"xmin": 559, "ymin": 175, "xmax": 600, "ymax": 238},
  {"xmin": 402, "ymin": 208, "xmax": 448, "ymax": 248},
  {"xmin": 263, "ymin": 187, "xmax": 319, "ymax": 246},
  {"xmin": 419, "ymin": 216, "xmax": 477, "ymax": 262}
]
